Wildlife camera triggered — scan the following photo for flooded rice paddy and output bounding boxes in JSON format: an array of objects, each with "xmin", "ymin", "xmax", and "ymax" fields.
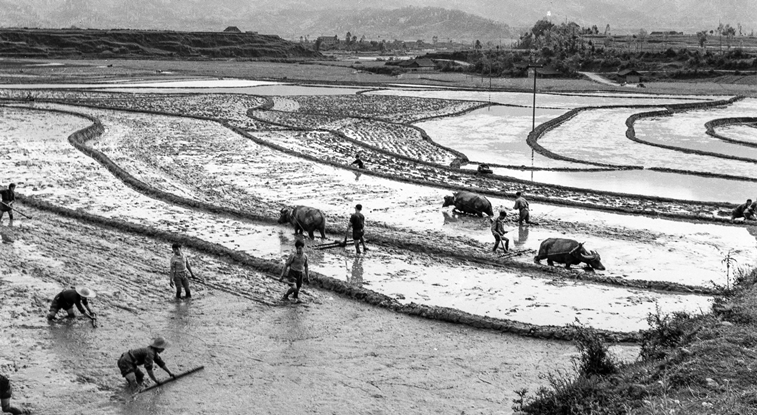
[{"xmin": 2, "ymin": 77, "xmax": 757, "ymax": 414}]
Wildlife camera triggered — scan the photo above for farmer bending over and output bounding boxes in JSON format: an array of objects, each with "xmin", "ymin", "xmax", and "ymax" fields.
[
  {"xmin": 350, "ymin": 154, "xmax": 365, "ymax": 169},
  {"xmin": 170, "ymin": 243, "xmax": 197, "ymax": 299},
  {"xmin": 279, "ymin": 239, "xmax": 309, "ymax": 303},
  {"xmin": 491, "ymin": 210, "xmax": 509, "ymax": 253},
  {"xmin": 732, "ymin": 199, "xmax": 754, "ymax": 222},
  {"xmin": 1, "ymin": 374, "xmax": 30, "ymax": 414},
  {"xmin": 0, "ymin": 184, "xmax": 15, "ymax": 222},
  {"xmin": 117, "ymin": 337, "xmax": 175, "ymax": 389},
  {"xmin": 46, "ymin": 287, "xmax": 96, "ymax": 321}
]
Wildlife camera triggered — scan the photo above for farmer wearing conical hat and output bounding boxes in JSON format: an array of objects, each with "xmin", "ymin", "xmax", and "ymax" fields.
[
  {"xmin": 117, "ymin": 337, "xmax": 176, "ymax": 388},
  {"xmin": 46, "ymin": 287, "xmax": 96, "ymax": 321}
]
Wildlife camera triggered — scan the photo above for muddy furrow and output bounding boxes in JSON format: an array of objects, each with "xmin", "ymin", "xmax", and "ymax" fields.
[{"xmin": 32, "ymin": 102, "xmax": 721, "ymax": 297}]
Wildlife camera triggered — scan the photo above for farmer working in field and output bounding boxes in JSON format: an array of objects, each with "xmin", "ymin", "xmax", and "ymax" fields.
[
  {"xmin": 279, "ymin": 239, "xmax": 309, "ymax": 303},
  {"xmin": 513, "ymin": 191, "xmax": 532, "ymax": 225},
  {"xmin": 170, "ymin": 243, "xmax": 198, "ymax": 299},
  {"xmin": 731, "ymin": 199, "xmax": 754, "ymax": 222},
  {"xmin": 491, "ymin": 210, "xmax": 509, "ymax": 253},
  {"xmin": 344, "ymin": 204, "xmax": 368, "ymax": 255},
  {"xmin": 46, "ymin": 287, "xmax": 96, "ymax": 321},
  {"xmin": 350, "ymin": 154, "xmax": 365, "ymax": 169},
  {"xmin": 117, "ymin": 337, "xmax": 176, "ymax": 389},
  {"xmin": 1, "ymin": 374, "xmax": 30, "ymax": 415},
  {"xmin": 0, "ymin": 184, "xmax": 16, "ymax": 222}
]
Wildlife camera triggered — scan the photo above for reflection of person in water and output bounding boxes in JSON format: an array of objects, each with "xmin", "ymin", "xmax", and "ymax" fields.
[
  {"xmin": 353, "ymin": 171, "xmax": 362, "ymax": 182},
  {"xmin": 349, "ymin": 256, "xmax": 364, "ymax": 286},
  {"xmin": 0, "ymin": 220, "xmax": 14, "ymax": 244},
  {"xmin": 515, "ymin": 224, "xmax": 530, "ymax": 248}
]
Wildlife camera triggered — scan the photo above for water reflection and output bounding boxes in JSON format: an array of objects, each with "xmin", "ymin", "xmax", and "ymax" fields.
[
  {"xmin": 514, "ymin": 224, "xmax": 530, "ymax": 249},
  {"xmin": 348, "ymin": 257, "xmax": 364, "ymax": 287},
  {"xmin": 353, "ymin": 171, "xmax": 362, "ymax": 182},
  {"xmin": 1, "ymin": 220, "xmax": 15, "ymax": 244}
]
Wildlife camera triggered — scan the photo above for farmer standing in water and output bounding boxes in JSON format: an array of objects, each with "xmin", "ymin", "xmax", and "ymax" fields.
[
  {"xmin": 170, "ymin": 243, "xmax": 198, "ymax": 299},
  {"xmin": 0, "ymin": 183, "xmax": 16, "ymax": 222},
  {"xmin": 344, "ymin": 204, "xmax": 368, "ymax": 255},
  {"xmin": 513, "ymin": 191, "xmax": 532, "ymax": 225},
  {"xmin": 279, "ymin": 239, "xmax": 309, "ymax": 303}
]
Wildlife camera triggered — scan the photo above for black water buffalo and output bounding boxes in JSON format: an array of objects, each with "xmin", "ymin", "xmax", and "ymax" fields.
[
  {"xmin": 442, "ymin": 191, "xmax": 494, "ymax": 217},
  {"xmin": 534, "ymin": 238, "xmax": 606, "ymax": 270},
  {"xmin": 278, "ymin": 206, "xmax": 327, "ymax": 239}
]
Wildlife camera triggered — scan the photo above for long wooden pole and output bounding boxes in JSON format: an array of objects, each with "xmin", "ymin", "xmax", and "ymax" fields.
[
  {"xmin": 0, "ymin": 201, "xmax": 32, "ymax": 219},
  {"xmin": 138, "ymin": 366, "xmax": 205, "ymax": 394}
]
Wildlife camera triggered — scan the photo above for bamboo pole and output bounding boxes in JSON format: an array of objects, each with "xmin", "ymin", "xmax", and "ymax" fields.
[{"xmin": 138, "ymin": 366, "xmax": 205, "ymax": 394}]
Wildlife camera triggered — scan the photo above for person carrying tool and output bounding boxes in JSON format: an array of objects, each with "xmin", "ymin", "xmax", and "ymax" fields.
[
  {"xmin": 344, "ymin": 204, "xmax": 368, "ymax": 255},
  {"xmin": 117, "ymin": 337, "xmax": 176, "ymax": 389},
  {"xmin": 1, "ymin": 374, "xmax": 30, "ymax": 415},
  {"xmin": 170, "ymin": 243, "xmax": 198, "ymax": 299},
  {"xmin": 46, "ymin": 287, "xmax": 96, "ymax": 321},
  {"xmin": 513, "ymin": 191, "xmax": 532, "ymax": 225},
  {"xmin": 279, "ymin": 239, "xmax": 309, "ymax": 303},
  {"xmin": 0, "ymin": 184, "xmax": 16, "ymax": 222},
  {"xmin": 491, "ymin": 210, "xmax": 509, "ymax": 253}
]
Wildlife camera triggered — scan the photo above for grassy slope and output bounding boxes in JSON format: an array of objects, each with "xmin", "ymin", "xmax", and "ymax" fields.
[
  {"xmin": 0, "ymin": 29, "xmax": 321, "ymax": 59},
  {"xmin": 517, "ymin": 270, "xmax": 757, "ymax": 414}
]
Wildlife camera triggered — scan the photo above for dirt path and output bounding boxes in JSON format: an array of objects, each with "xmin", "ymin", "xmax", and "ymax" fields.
[{"xmin": 0, "ymin": 210, "xmax": 639, "ymax": 414}]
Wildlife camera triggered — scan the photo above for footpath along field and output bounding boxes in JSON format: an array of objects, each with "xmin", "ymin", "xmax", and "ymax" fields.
[{"xmin": 1, "ymin": 78, "xmax": 756, "ymax": 414}]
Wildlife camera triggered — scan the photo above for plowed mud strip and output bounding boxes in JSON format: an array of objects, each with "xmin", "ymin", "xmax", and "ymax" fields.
[
  {"xmin": 625, "ymin": 101, "xmax": 757, "ymax": 164},
  {"xmin": 246, "ymin": 107, "xmax": 750, "ymax": 218},
  {"xmin": 36, "ymin": 103, "xmax": 717, "ymax": 297},
  {"xmin": 705, "ymin": 117, "xmax": 757, "ymax": 148},
  {"xmin": 4, "ymin": 96, "xmax": 745, "ymax": 214},
  {"xmin": 6, "ymin": 103, "xmax": 719, "ymax": 300},
  {"xmin": 16, "ymin": 196, "xmax": 643, "ymax": 343}
]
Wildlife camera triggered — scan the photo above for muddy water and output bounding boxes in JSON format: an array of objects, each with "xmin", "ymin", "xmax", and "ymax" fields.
[
  {"xmin": 367, "ymin": 88, "xmax": 720, "ymax": 108},
  {"xmin": 3, "ymin": 104, "xmax": 726, "ymax": 332},
  {"xmin": 417, "ymin": 104, "xmax": 755, "ymax": 201},
  {"xmin": 718, "ymin": 124, "xmax": 757, "ymax": 143},
  {"xmin": 539, "ymin": 107, "xmax": 757, "ymax": 177},
  {"xmin": 634, "ymin": 98, "xmax": 757, "ymax": 159},
  {"xmin": 416, "ymin": 105, "xmax": 586, "ymax": 168},
  {"xmin": 0, "ymin": 79, "xmax": 280, "ymax": 89},
  {"xmin": 4, "ymin": 213, "xmax": 637, "ymax": 415},
  {"xmin": 97, "ymin": 85, "xmax": 369, "ymax": 96},
  {"xmin": 487, "ymin": 167, "xmax": 752, "ymax": 202},
  {"xmin": 35, "ymin": 101, "xmax": 755, "ymax": 289}
]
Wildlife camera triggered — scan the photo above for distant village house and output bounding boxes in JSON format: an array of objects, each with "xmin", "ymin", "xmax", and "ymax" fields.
[
  {"xmin": 528, "ymin": 66, "xmax": 561, "ymax": 78},
  {"xmin": 618, "ymin": 69, "xmax": 641, "ymax": 84},
  {"xmin": 395, "ymin": 58, "xmax": 435, "ymax": 71},
  {"xmin": 317, "ymin": 36, "xmax": 339, "ymax": 46},
  {"xmin": 223, "ymin": 26, "xmax": 242, "ymax": 33}
]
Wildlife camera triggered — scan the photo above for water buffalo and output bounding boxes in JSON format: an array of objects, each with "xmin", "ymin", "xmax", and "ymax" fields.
[
  {"xmin": 278, "ymin": 206, "xmax": 326, "ymax": 239},
  {"xmin": 442, "ymin": 191, "xmax": 494, "ymax": 217},
  {"xmin": 534, "ymin": 238, "xmax": 606, "ymax": 270}
]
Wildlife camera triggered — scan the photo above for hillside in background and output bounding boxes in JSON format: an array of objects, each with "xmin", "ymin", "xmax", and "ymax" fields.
[
  {"xmin": 0, "ymin": 0, "xmax": 755, "ymax": 38},
  {"xmin": 248, "ymin": 8, "xmax": 513, "ymax": 43},
  {"xmin": 0, "ymin": 29, "xmax": 320, "ymax": 59}
]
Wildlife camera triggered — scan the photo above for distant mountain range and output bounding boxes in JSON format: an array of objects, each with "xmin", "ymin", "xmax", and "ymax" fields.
[
  {"xmin": 251, "ymin": 8, "xmax": 513, "ymax": 43},
  {"xmin": 0, "ymin": 0, "xmax": 755, "ymax": 39}
]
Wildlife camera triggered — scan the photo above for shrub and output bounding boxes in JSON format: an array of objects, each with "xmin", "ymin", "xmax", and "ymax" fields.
[
  {"xmin": 573, "ymin": 324, "xmax": 619, "ymax": 377},
  {"xmin": 640, "ymin": 307, "xmax": 695, "ymax": 361}
]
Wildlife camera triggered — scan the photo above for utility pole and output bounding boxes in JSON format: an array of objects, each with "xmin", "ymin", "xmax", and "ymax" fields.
[{"xmin": 527, "ymin": 64, "xmax": 543, "ymax": 182}]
